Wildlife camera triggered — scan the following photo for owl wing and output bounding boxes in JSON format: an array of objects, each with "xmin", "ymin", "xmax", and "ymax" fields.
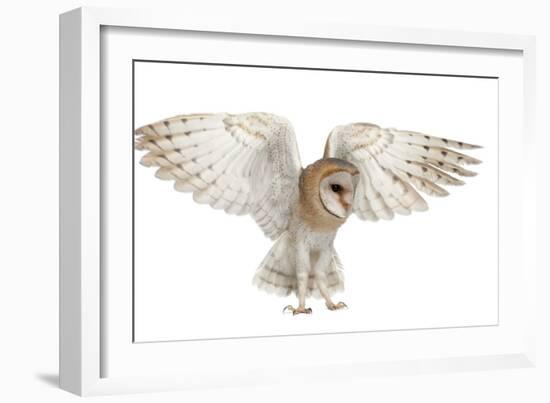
[
  {"xmin": 135, "ymin": 112, "xmax": 302, "ymax": 240},
  {"xmin": 324, "ymin": 123, "xmax": 482, "ymax": 221}
]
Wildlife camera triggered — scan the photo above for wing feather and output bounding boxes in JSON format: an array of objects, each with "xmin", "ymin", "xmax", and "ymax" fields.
[
  {"xmin": 135, "ymin": 113, "xmax": 302, "ymax": 239},
  {"xmin": 324, "ymin": 123, "xmax": 481, "ymax": 221}
]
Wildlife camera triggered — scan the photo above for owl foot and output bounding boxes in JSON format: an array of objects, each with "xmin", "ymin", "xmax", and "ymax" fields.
[
  {"xmin": 326, "ymin": 301, "xmax": 348, "ymax": 311},
  {"xmin": 283, "ymin": 305, "xmax": 313, "ymax": 315}
]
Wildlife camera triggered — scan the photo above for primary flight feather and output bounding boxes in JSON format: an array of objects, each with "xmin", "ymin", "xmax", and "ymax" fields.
[{"xmin": 135, "ymin": 112, "xmax": 481, "ymax": 315}]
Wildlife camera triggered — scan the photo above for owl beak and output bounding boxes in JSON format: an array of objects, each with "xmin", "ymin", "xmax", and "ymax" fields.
[{"xmin": 342, "ymin": 201, "xmax": 353, "ymax": 217}]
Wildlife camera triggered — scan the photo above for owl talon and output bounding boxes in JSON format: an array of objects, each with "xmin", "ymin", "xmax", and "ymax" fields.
[
  {"xmin": 283, "ymin": 305, "xmax": 312, "ymax": 315},
  {"xmin": 326, "ymin": 301, "xmax": 348, "ymax": 311}
]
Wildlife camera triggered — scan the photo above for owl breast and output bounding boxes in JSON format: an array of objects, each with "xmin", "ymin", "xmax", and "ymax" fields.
[{"xmin": 288, "ymin": 211, "xmax": 337, "ymax": 252}]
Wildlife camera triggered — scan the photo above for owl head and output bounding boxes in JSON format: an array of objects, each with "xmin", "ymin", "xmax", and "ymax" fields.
[{"xmin": 299, "ymin": 158, "xmax": 360, "ymax": 231}]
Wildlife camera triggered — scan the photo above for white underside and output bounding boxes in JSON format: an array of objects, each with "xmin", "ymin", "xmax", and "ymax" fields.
[{"xmin": 252, "ymin": 231, "xmax": 344, "ymax": 298}]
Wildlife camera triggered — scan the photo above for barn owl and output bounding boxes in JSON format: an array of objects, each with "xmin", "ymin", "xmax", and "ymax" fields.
[{"xmin": 135, "ymin": 113, "xmax": 481, "ymax": 315}]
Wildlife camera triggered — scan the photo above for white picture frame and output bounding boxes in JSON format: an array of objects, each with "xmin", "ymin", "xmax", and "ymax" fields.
[{"xmin": 59, "ymin": 6, "xmax": 537, "ymax": 396}]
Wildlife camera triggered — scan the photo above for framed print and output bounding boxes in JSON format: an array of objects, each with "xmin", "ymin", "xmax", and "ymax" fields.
[{"xmin": 59, "ymin": 7, "xmax": 537, "ymax": 396}]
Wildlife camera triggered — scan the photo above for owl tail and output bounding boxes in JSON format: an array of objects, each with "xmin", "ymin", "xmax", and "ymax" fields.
[
  {"xmin": 252, "ymin": 232, "xmax": 344, "ymax": 298},
  {"xmin": 252, "ymin": 232, "xmax": 297, "ymax": 297}
]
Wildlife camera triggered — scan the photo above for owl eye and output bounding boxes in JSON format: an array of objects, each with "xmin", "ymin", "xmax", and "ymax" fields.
[{"xmin": 331, "ymin": 184, "xmax": 342, "ymax": 193}]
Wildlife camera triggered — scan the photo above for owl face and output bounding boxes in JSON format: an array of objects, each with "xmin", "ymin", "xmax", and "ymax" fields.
[
  {"xmin": 298, "ymin": 158, "xmax": 359, "ymax": 231},
  {"xmin": 319, "ymin": 171, "xmax": 357, "ymax": 219}
]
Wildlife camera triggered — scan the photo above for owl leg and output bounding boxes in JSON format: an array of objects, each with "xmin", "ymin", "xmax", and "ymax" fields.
[
  {"xmin": 283, "ymin": 249, "xmax": 312, "ymax": 315},
  {"xmin": 315, "ymin": 254, "xmax": 347, "ymax": 311},
  {"xmin": 318, "ymin": 277, "xmax": 347, "ymax": 311}
]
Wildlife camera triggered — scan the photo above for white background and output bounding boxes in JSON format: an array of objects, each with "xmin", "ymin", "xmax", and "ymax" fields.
[
  {"xmin": 0, "ymin": 1, "xmax": 548, "ymax": 402},
  {"xmin": 134, "ymin": 62, "xmax": 498, "ymax": 342}
]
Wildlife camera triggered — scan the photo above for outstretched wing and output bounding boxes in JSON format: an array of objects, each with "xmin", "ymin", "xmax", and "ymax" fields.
[
  {"xmin": 324, "ymin": 123, "xmax": 481, "ymax": 221},
  {"xmin": 135, "ymin": 112, "xmax": 302, "ymax": 239}
]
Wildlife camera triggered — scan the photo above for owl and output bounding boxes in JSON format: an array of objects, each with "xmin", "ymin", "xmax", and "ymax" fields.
[{"xmin": 135, "ymin": 113, "xmax": 481, "ymax": 315}]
